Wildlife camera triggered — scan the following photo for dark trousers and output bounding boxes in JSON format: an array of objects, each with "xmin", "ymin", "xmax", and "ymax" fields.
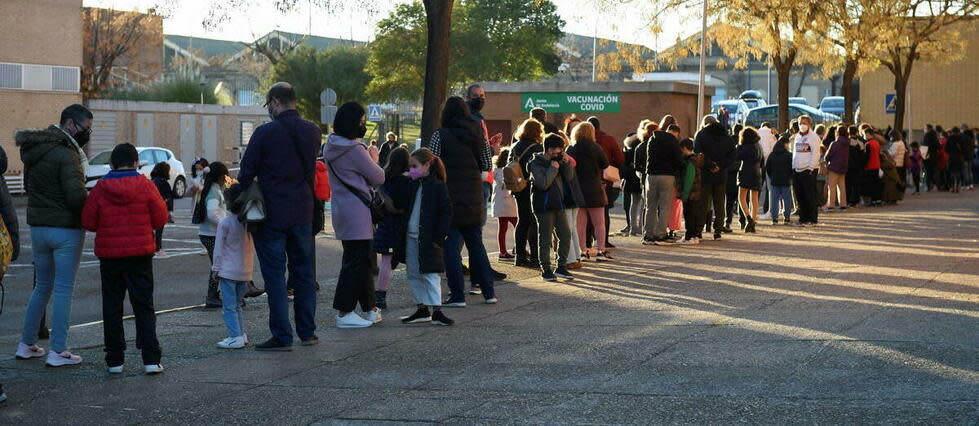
[
  {"xmin": 846, "ymin": 169, "xmax": 862, "ymax": 206},
  {"xmin": 154, "ymin": 227, "xmax": 164, "ymax": 252},
  {"xmin": 535, "ymin": 210, "xmax": 571, "ymax": 272},
  {"xmin": 924, "ymin": 159, "xmax": 937, "ymax": 190},
  {"xmin": 701, "ymin": 178, "xmax": 726, "ymax": 232},
  {"xmin": 255, "ymin": 224, "xmax": 317, "ymax": 344},
  {"xmin": 333, "ymin": 239, "xmax": 375, "ymax": 313},
  {"xmin": 725, "ymin": 176, "xmax": 741, "ymax": 226},
  {"xmin": 683, "ymin": 198, "xmax": 706, "ymax": 240},
  {"xmin": 445, "ymin": 224, "xmax": 495, "ymax": 301},
  {"xmin": 623, "ymin": 191, "xmax": 633, "ymax": 229},
  {"xmin": 793, "ymin": 170, "xmax": 819, "ymax": 224},
  {"xmin": 514, "ymin": 193, "xmax": 538, "ymax": 260},
  {"xmin": 862, "ymin": 169, "xmax": 882, "ymax": 201},
  {"xmin": 100, "ymin": 255, "xmax": 160, "ymax": 366}
]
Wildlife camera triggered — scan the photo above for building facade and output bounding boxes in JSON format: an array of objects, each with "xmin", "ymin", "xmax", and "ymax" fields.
[{"xmin": 0, "ymin": 0, "xmax": 84, "ymax": 173}]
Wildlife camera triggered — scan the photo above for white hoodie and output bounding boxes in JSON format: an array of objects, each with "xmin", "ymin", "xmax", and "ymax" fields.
[
  {"xmin": 792, "ymin": 131, "xmax": 822, "ymax": 171},
  {"xmin": 759, "ymin": 128, "xmax": 777, "ymax": 160}
]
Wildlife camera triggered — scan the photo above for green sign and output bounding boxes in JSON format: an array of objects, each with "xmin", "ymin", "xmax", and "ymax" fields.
[{"xmin": 521, "ymin": 92, "xmax": 621, "ymax": 113}]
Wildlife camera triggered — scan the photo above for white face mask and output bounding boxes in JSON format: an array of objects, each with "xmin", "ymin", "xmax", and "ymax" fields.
[{"xmin": 800, "ymin": 124, "xmax": 810, "ymax": 133}]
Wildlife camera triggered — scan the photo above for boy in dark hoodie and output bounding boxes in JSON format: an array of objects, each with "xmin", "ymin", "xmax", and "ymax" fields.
[
  {"xmin": 677, "ymin": 138, "xmax": 705, "ymax": 244},
  {"xmin": 765, "ymin": 137, "xmax": 794, "ymax": 225},
  {"xmin": 529, "ymin": 134, "xmax": 576, "ymax": 282},
  {"xmin": 82, "ymin": 144, "xmax": 169, "ymax": 375}
]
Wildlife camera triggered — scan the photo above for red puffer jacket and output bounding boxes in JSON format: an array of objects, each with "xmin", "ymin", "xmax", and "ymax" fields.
[{"xmin": 82, "ymin": 170, "xmax": 169, "ymax": 259}]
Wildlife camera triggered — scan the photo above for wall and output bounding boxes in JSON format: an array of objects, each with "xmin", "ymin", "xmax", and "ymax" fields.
[
  {"xmin": 860, "ymin": 20, "xmax": 979, "ymax": 133},
  {"xmin": 0, "ymin": 0, "xmax": 84, "ymax": 172},
  {"xmin": 85, "ymin": 100, "xmax": 268, "ymax": 170},
  {"xmin": 479, "ymin": 81, "xmax": 713, "ymax": 144}
]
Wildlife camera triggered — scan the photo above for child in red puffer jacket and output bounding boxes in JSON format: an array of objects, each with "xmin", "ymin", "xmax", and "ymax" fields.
[{"xmin": 82, "ymin": 143, "xmax": 169, "ymax": 375}]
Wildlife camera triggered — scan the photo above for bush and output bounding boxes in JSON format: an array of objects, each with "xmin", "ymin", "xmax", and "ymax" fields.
[{"xmin": 105, "ymin": 79, "xmax": 222, "ymax": 104}]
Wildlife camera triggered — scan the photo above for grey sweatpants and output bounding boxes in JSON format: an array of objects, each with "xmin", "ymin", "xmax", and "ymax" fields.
[{"xmin": 643, "ymin": 175, "xmax": 675, "ymax": 240}]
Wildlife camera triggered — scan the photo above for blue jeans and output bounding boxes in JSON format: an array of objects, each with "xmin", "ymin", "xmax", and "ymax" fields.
[
  {"xmin": 220, "ymin": 279, "xmax": 247, "ymax": 338},
  {"xmin": 254, "ymin": 224, "xmax": 315, "ymax": 344},
  {"xmin": 444, "ymin": 224, "xmax": 494, "ymax": 302},
  {"xmin": 21, "ymin": 227, "xmax": 84, "ymax": 353},
  {"xmin": 769, "ymin": 185, "xmax": 793, "ymax": 221}
]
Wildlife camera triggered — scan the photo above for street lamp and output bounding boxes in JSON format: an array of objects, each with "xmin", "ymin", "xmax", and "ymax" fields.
[{"xmin": 198, "ymin": 82, "xmax": 207, "ymax": 104}]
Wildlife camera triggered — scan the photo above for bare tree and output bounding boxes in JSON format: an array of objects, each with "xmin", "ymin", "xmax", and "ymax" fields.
[
  {"xmin": 82, "ymin": 8, "xmax": 160, "ymax": 99},
  {"xmin": 420, "ymin": 0, "xmax": 456, "ymax": 143}
]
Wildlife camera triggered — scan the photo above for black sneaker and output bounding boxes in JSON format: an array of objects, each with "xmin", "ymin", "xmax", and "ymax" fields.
[
  {"xmin": 713, "ymin": 232, "xmax": 722, "ymax": 240},
  {"xmin": 554, "ymin": 267, "xmax": 574, "ymax": 280},
  {"xmin": 596, "ymin": 251, "xmax": 614, "ymax": 261},
  {"xmin": 721, "ymin": 226, "xmax": 734, "ymax": 233},
  {"xmin": 641, "ymin": 238, "xmax": 657, "ymax": 245},
  {"xmin": 255, "ymin": 337, "xmax": 293, "ymax": 352},
  {"xmin": 431, "ymin": 310, "xmax": 454, "ymax": 326},
  {"xmin": 300, "ymin": 335, "xmax": 319, "ymax": 346},
  {"xmin": 375, "ymin": 291, "xmax": 387, "ymax": 310},
  {"xmin": 401, "ymin": 306, "xmax": 432, "ymax": 324},
  {"xmin": 492, "ymin": 269, "xmax": 507, "ymax": 281},
  {"xmin": 606, "ymin": 242, "xmax": 617, "ymax": 249},
  {"xmin": 442, "ymin": 298, "xmax": 466, "ymax": 308},
  {"xmin": 541, "ymin": 270, "xmax": 557, "ymax": 282}
]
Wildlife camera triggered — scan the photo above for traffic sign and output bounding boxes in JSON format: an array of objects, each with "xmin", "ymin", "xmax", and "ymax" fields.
[
  {"xmin": 521, "ymin": 92, "xmax": 621, "ymax": 113},
  {"xmin": 367, "ymin": 104, "xmax": 383, "ymax": 122},
  {"xmin": 885, "ymin": 94, "xmax": 897, "ymax": 115},
  {"xmin": 320, "ymin": 89, "xmax": 337, "ymax": 106},
  {"xmin": 321, "ymin": 105, "xmax": 338, "ymax": 124}
]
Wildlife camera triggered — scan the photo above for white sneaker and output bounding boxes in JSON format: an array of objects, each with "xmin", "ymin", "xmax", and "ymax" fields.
[
  {"xmin": 336, "ymin": 312, "xmax": 373, "ymax": 328},
  {"xmin": 676, "ymin": 238, "xmax": 700, "ymax": 245},
  {"xmin": 154, "ymin": 250, "xmax": 169, "ymax": 259},
  {"xmin": 45, "ymin": 350, "xmax": 82, "ymax": 367},
  {"xmin": 15, "ymin": 343, "xmax": 46, "ymax": 360},
  {"xmin": 366, "ymin": 309, "xmax": 383, "ymax": 324},
  {"xmin": 144, "ymin": 364, "xmax": 164, "ymax": 375},
  {"xmin": 107, "ymin": 365, "xmax": 124, "ymax": 374},
  {"xmin": 758, "ymin": 212, "xmax": 772, "ymax": 220},
  {"xmin": 198, "ymin": 248, "xmax": 208, "ymax": 256},
  {"xmin": 217, "ymin": 336, "xmax": 246, "ymax": 349}
]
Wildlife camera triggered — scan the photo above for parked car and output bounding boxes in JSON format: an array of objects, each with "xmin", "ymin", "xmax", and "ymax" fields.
[
  {"xmin": 741, "ymin": 104, "xmax": 841, "ymax": 130},
  {"xmin": 788, "ymin": 97, "xmax": 809, "ymax": 106},
  {"xmin": 86, "ymin": 147, "xmax": 187, "ymax": 198},
  {"xmin": 739, "ymin": 90, "xmax": 768, "ymax": 109},
  {"xmin": 819, "ymin": 96, "xmax": 846, "ymax": 117},
  {"xmin": 713, "ymin": 99, "xmax": 750, "ymax": 126}
]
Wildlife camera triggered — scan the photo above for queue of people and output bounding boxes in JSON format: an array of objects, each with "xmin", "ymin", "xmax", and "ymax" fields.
[{"xmin": 5, "ymin": 82, "xmax": 976, "ymax": 389}]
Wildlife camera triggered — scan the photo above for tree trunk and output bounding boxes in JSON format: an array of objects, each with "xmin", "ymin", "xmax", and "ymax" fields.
[
  {"xmin": 420, "ymin": 0, "xmax": 455, "ymax": 145},
  {"xmin": 776, "ymin": 63, "xmax": 791, "ymax": 131},
  {"xmin": 841, "ymin": 58, "xmax": 858, "ymax": 124},
  {"xmin": 892, "ymin": 73, "xmax": 908, "ymax": 133}
]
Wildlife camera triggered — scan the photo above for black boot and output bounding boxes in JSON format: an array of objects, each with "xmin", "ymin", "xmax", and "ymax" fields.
[
  {"xmin": 375, "ymin": 291, "xmax": 387, "ymax": 310},
  {"xmin": 205, "ymin": 280, "xmax": 222, "ymax": 308},
  {"xmin": 745, "ymin": 218, "xmax": 756, "ymax": 233}
]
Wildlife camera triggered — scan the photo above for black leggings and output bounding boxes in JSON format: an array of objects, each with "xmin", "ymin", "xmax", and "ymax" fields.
[{"xmin": 333, "ymin": 240, "xmax": 377, "ymax": 313}]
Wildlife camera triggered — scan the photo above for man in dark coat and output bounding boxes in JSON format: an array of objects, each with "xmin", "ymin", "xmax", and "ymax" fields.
[
  {"xmin": 694, "ymin": 116, "xmax": 736, "ymax": 239},
  {"xmin": 377, "ymin": 132, "xmax": 399, "ymax": 167},
  {"xmin": 587, "ymin": 116, "xmax": 624, "ymax": 249},
  {"xmin": 238, "ymin": 83, "xmax": 321, "ymax": 350}
]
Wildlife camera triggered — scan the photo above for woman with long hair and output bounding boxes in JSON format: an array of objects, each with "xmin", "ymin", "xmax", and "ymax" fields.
[
  {"xmin": 509, "ymin": 119, "xmax": 544, "ymax": 268},
  {"xmin": 735, "ymin": 128, "xmax": 763, "ymax": 233},
  {"xmin": 192, "ymin": 161, "xmax": 230, "ymax": 307},
  {"xmin": 567, "ymin": 122, "xmax": 612, "ymax": 260},
  {"xmin": 372, "ymin": 147, "xmax": 411, "ymax": 311}
]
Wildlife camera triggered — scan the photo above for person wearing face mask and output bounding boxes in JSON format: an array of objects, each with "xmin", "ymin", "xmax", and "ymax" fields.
[
  {"xmin": 791, "ymin": 115, "xmax": 822, "ymax": 226},
  {"xmin": 13, "ymin": 104, "xmax": 91, "ymax": 367},
  {"xmin": 238, "ymin": 83, "xmax": 323, "ymax": 350},
  {"xmin": 323, "ymin": 102, "xmax": 386, "ymax": 328}
]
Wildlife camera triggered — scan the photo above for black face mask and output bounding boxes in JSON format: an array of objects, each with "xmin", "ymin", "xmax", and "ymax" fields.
[
  {"xmin": 469, "ymin": 97, "xmax": 485, "ymax": 112},
  {"xmin": 356, "ymin": 122, "xmax": 368, "ymax": 139},
  {"xmin": 73, "ymin": 127, "xmax": 91, "ymax": 147}
]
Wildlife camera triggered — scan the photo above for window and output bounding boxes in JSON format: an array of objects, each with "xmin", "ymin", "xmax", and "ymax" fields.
[
  {"xmin": 240, "ymin": 121, "xmax": 255, "ymax": 145},
  {"xmin": 139, "ymin": 150, "xmax": 155, "ymax": 166},
  {"xmin": 153, "ymin": 150, "xmax": 170, "ymax": 163},
  {"xmin": 90, "ymin": 151, "xmax": 112, "ymax": 166},
  {"xmin": 0, "ymin": 62, "xmax": 79, "ymax": 92}
]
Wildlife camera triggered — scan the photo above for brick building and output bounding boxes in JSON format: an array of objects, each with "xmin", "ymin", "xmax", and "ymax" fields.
[
  {"xmin": 477, "ymin": 81, "xmax": 713, "ymax": 144},
  {"xmin": 0, "ymin": 0, "xmax": 83, "ymax": 174}
]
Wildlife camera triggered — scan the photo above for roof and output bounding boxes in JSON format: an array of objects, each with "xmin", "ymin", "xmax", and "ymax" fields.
[{"xmin": 164, "ymin": 35, "xmax": 244, "ymax": 58}]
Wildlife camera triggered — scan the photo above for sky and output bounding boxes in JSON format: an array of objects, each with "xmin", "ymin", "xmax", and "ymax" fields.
[{"xmin": 82, "ymin": 0, "xmax": 695, "ymax": 51}]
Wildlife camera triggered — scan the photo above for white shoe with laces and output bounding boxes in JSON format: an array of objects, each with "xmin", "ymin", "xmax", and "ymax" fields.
[
  {"xmin": 144, "ymin": 364, "xmax": 164, "ymax": 375},
  {"xmin": 154, "ymin": 250, "xmax": 169, "ymax": 259},
  {"xmin": 217, "ymin": 336, "xmax": 246, "ymax": 349},
  {"xmin": 366, "ymin": 309, "xmax": 383, "ymax": 324},
  {"xmin": 45, "ymin": 350, "xmax": 82, "ymax": 367},
  {"xmin": 336, "ymin": 312, "xmax": 373, "ymax": 328},
  {"xmin": 15, "ymin": 343, "xmax": 46, "ymax": 360}
]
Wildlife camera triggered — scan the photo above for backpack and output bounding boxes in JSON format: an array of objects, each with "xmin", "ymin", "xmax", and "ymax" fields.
[
  {"xmin": 503, "ymin": 147, "xmax": 531, "ymax": 192},
  {"xmin": 314, "ymin": 161, "xmax": 331, "ymax": 201}
]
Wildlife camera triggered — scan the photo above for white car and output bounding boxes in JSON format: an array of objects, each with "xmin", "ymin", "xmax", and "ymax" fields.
[{"xmin": 86, "ymin": 147, "xmax": 188, "ymax": 198}]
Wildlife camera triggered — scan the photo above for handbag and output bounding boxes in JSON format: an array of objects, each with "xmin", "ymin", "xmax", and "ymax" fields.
[{"xmin": 603, "ymin": 165, "xmax": 622, "ymax": 189}]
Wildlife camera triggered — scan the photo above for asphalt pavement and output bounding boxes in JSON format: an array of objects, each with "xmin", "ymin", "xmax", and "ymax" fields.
[{"xmin": 0, "ymin": 190, "xmax": 977, "ymax": 424}]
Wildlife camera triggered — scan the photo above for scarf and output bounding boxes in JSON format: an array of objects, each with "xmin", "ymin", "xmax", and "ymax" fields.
[{"xmin": 56, "ymin": 126, "xmax": 89, "ymax": 174}]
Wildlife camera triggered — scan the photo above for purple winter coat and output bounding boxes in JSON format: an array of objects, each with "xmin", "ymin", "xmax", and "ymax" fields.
[
  {"xmin": 323, "ymin": 134, "xmax": 385, "ymax": 241},
  {"xmin": 824, "ymin": 136, "xmax": 850, "ymax": 174}
]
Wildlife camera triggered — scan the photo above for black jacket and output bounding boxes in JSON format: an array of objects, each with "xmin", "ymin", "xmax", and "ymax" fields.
[
  {"xmin": 622, "ymin": 139, "xmax": 643, "ymax": 193},
  {"xmin": 373, "ymin": 175, "xmax": 411, "ymax": 255},
  {"xmin": 736, "ymin": 142, "xmax": 763, "ymax": 189},
  {"xmin": 847, "ymin": 139, "xmax": 866, "ymax": 173},
  {"xmin": 393, "ymin": 175, "xmax": 453, "ymax": 273},
  {"xmin": 152, "ymin": 176, "xmax": 174, "ymax": 212},
  {"xmin": 694, "ymin": 123, "xmax": 736, "ymax": 184},
  {"xmin": 16, "ymin": 126, "xmax": 87, "ymax": 229},
  {"xmin": 765, "ymin": 142, "xmax": 793, "ymax": 186},
  {"xmin": 528, "ymin": 153, "xmax": 574, "ymax": 213},
  {"xmin": 437, "ymin": 123, "xmax": 485, "ymax": 228},
  {"xmin": 567, "ymin": 139, "xmax": 609, "ymax": 208},
  {"xmin": 645, "ymin": 131, "xmax": 684, "ymax": 177},
  {"xmin": 0, "ymin": 146, "xmax": 20, "ymax": 261},
  {"xmin": 377, "ymin": 140, "xmax": 399, "ymax": 167},
  {"xmin": 508, "ymin": 139, "xmax": 542, "ymax": 197}
]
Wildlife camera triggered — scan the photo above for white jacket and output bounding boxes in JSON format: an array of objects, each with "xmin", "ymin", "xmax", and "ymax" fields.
[
  {"xmin": 792, "ymin": 132, "xmax": 822, "ymax": 171},
  {"xmin": 889, "ymin": 140, "xmax": 907, "ymax": 166},
  {"xmin": 759, "ymin": 128, "xmax": 777, "ymax": 160}
]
